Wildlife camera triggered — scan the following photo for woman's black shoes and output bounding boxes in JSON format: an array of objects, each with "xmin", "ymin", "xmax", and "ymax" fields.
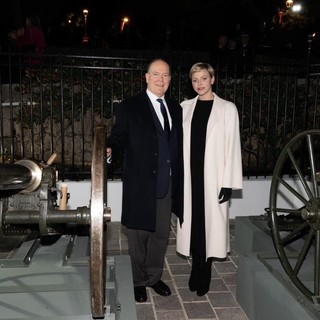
[
  {"xmin": 189, "ymin": 255, "xmax": 213, "ymax": 296},
  {"xmin": 196, "ymin": 259, "xmax": 212, "ymax": 296},
  {"xmin": 188, "ymin": 268, "xmax": 198, "ymax": 292},
  {"xmin": 188, "ymin": 254, "xmax": 200, "ymax": 291}
]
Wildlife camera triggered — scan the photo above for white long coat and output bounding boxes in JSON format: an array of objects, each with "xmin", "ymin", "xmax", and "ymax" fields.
[{"xmin": 176, "ymin": 93, "xmax": 243, "ymax": 259}]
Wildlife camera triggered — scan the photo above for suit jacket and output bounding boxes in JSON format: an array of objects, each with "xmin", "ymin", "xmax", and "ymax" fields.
[{"xmin": 107, "ymin": 91, "xmax": 183, "ymax": 231}]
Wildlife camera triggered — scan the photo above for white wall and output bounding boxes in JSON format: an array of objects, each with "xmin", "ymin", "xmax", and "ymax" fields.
[
  {"xmin": 57, "ymin": 180, "xmax": 122, "ymax": 222},
  {"xmin": 57, "ymin": 176, "xmax": 306, "ymax": 221}
]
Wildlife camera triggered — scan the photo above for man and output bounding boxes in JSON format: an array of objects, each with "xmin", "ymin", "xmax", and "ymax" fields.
[{"xmin": 106, "ymin": 59, "xmax": 183, "ymax": 303}]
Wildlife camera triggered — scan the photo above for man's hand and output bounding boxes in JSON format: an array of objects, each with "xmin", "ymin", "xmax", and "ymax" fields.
[
  {"xmin": 218, "ymin": 188, "xmax": 232, "ymax": 204},
  {"xmin": 106, "ymin": 147, "xmax": 112, "ymax": 164}
]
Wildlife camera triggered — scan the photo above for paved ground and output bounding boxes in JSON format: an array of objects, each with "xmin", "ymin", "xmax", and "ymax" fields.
[
  {"xmin": 106, "ymin": 217, "xmax": 249, "ymax": 320},
  {"xmin": 0, "ymin": 217, "xmax": 249, "ymax": 320}
]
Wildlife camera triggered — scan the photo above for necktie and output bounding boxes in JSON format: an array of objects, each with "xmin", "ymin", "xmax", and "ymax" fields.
[{"xmin": 157, "ymin": 98, "xmax": 170, "ymax": 138}]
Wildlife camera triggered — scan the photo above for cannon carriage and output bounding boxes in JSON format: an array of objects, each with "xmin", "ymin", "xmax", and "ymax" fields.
[
  {"xmin": 236, "ymin": 129, "xmax": 320, "ymax": 319},
  {"xmin": 0, "ymin": 124, "xmax": 136, "ymax": 320},
  {"xmin": 268, "ymin": 129, "xmax": 320, "ymax": 307}
]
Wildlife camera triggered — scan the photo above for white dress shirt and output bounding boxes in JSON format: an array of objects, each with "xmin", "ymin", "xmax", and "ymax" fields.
[{"xmin": 146, "ymin": 89, "xmax": 172, "ymax": 129}]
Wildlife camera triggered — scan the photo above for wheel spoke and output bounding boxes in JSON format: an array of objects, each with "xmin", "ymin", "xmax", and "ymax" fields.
[
  {"xmin": 293, "ymin": 229, "xmax": 314, "ymax": 275},
  {"xmin": 274, "ymin": 208, "xmax": 302, "ymax": 214},
  {"xmin": 315, "ymin": 230, "xmax": 320, "ymax": 295},
  {"xmin": 276, "ymin": 176, "xmax": 308, "ymax": 205},
  {"xmin": 287, "ymin": 148, "xmax": 313, "ymax": 199},
  {"xmin": 278, "ymin": 221, "xmax": 309, "ymax": 246},
  {"xmin": 306, "ymin": 134, "xmax": 319, "ymax": 198}
]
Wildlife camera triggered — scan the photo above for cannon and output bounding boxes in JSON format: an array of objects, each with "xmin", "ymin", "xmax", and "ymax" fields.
[
  {"xmin": 268, "ymin": 129, "xmax": 320, "ymax": 307},
  {"xmin": 236, "ymin": 129, "xmax": 320, "ymax": 319},
  {"xmin": 0, "ymin": 124, "xmax": 135, "ymax": 319}
]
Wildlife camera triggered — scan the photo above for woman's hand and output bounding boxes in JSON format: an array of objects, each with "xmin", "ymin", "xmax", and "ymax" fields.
[{"xmin": 218, "ymin": 188, "xmax": 232, "ymax": 204}]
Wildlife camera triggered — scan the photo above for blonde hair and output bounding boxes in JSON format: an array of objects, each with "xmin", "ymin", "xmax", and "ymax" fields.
[{"xmin": 189, "ymin": 62, "xmax": 215, "ymax": 79}]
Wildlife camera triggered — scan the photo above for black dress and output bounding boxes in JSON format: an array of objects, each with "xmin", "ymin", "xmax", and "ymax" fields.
[{"xmin": 190, "ymin": 99, "xmax": 213, "ymax": 258}]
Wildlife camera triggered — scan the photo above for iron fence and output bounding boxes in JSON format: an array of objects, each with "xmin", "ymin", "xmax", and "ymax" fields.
[{"xmin": 0, "ymin": 49, "xmax": 319, "ymax": 180}]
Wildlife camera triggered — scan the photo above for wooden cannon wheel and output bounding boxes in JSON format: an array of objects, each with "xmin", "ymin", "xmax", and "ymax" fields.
[
  {"xmin": 269, "ymin": 129, "xmax": 320, "ymax": 302},
  {"xmin": 90, "ymin": 123, "xmax": 108, "ymax": 318}
]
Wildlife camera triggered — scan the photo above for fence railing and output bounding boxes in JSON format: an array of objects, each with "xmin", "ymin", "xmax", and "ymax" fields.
[{"xmin": 0, "ymin": 49, "xmax": 319, "ymax": 180}]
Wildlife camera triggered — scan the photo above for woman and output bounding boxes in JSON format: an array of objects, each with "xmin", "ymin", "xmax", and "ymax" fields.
[{"xmin": 176, "ymin": 62, "xmax": 242, "ymax": 296}]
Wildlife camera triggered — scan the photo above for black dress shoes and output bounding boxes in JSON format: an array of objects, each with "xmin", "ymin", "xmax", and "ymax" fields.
[
  {"xmin": 134, "ymin": 286, "xmax": 147, "ymax": 303},
  {"xmin": 150, "ymin": 280, "xmax": 171, "ymax": 296}
]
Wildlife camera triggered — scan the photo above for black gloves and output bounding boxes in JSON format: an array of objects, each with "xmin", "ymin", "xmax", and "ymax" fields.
[{"xmin": 218, "ymin": 188, "xmax": 232, "ymax": 204}]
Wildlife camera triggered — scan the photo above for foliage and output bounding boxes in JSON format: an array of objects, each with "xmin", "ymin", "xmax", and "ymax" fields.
[
  {"xmin": 214, "ymin": 62, "xmax": 320, "ymax": 174},
  {"xmin": 6, "ymin": 53, "xmax": 320, "ymax": 177}
]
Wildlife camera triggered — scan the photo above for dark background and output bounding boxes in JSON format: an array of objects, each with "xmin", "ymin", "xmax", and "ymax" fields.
[{"xmin": 1, "ymin": 0, "xmax": 319, "ymax": 53}]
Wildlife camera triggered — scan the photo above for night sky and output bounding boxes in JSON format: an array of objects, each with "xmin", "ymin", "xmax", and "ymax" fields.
[{"xmin": 1, "ymin": 0, "xmax": 319, "ymax": 52}]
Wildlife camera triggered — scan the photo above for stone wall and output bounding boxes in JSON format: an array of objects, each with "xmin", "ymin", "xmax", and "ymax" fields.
[{"xmin": 1, "ymin": 99, "xmax": 113, "ymax": 165}]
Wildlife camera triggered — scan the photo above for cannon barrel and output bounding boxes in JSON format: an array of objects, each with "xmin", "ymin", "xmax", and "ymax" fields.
[
  {"xmin": 0, "ymin": 164, "xmax": 33, "ymax": 189},
  {"xmin": 0, "ymin": 159, "xmax": 42, "ymax": 192},
  {"xmin": 4, "ymin": 207, "xmax": 111, "ymax": 224}
]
